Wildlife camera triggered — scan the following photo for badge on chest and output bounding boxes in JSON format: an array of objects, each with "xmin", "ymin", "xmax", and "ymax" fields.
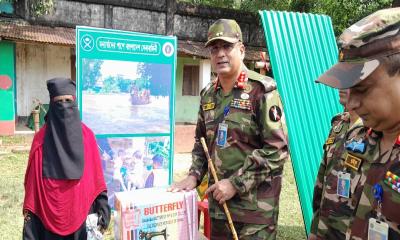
[
  {"xmin": 202, "ymin": 102, "xmax": 215, "ymax": 111},
  {"xmin": 346, "ymin": 139, "xmax": 367, "ymax": 154},
  {"xmin": 231, "ymin": 98, "xmax": 251, "ymax": 110},
  {"xmin": 325, "ymin": 136, "xmax": 335, "ymax": 145},
  {"xmin": 344, "ymin": 153, "xmax": 363, "ymax": 171},
  {"xmin": 217, "ymin": 122, "xmax": 228, "ymax": 147},
  {"xmin": 368, "ymin": 218, "xmax": 388, "ymax": 240},
  {"xmin": 384, "ymin": 171, "xmax": 400, "ymax": 194},
  {"xmin": 337, "ymin": 172, "xmax": 351, "ymax": 198}
]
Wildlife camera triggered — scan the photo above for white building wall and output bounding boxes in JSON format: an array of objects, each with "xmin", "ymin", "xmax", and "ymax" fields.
[
  {"xmin": 16, "ymin": 43, "xmax": 71, "ymax": 116},
  {"xmin": 199, "ymin": 59, "xmax": 211, "ymax": 90}
]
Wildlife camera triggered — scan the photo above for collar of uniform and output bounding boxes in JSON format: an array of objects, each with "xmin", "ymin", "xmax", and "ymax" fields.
[
  {"xmin": 349, "ymin": 116, "xmax": 363, "ymax": 130},
  {"xmin": 375, "ymin": 134, "xmax": 400, "ymax": 164},
  {"xmin": 213, "ymin": 71, "xmax": 248, "ymax": 91},
  {"xmin": 364, "ymin": 128, "xmax": 393, "ymax": 164}
]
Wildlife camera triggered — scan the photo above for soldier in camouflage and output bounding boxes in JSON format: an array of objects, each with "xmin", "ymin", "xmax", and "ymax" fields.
[
  {"xmin": 169, "ymin": 19, "xmax": 288, "ymax": 239},
  {"xmin": 309, "ymin": 89, "xmax": 362, "ymax": 239},
  {"xmin": 313, "ymin": 7, "xmax": 400, "ymax": 240}
]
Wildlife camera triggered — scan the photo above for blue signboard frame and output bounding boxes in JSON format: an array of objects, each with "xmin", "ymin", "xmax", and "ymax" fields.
[{"xmin": 76, "ymin": 26, "xmax": 177, "ymax": 207}]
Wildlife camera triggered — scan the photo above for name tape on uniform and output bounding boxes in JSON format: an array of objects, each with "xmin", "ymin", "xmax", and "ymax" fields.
[
  {"xmin": 345, "ymin": 153, "xmax": 363, "ymax": 171},
  {"xmin": 202, "ymin": 102, "xmax": 215, "ymax": 111}
]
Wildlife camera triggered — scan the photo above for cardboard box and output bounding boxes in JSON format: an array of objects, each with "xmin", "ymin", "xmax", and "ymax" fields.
[{"xmin": 114, "ymin": 188, "xmax": 198, "ymax": 240}]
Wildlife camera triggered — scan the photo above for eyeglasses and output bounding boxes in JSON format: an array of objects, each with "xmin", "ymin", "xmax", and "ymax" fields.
[{"xmin": 208, "ymin": 42, "xmax": 238, "ymax": 55}]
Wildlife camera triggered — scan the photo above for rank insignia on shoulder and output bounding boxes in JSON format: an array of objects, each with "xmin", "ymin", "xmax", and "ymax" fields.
[
  {"xmin": 345, "ymin": 140, "xmax": 366, "ymax": 154},
  {"xmin": 269, "ymin": 105, "xmax": 282, "ymax": 122},
  {"xmin": 325, "ymin": 136, "xmax": 335, "ymax": 145},
  {"xmin": 202, "ymin": 102, "xmax": 215, "ymax": 111},
  {"xmin": 243, "ymin": 83, "xmax": 252, "ymax": 93},
  {"xmin": 333, "ymin": 123, "xmax": 343, "ymax": 133},
  {"xmin": 344, "ymin": 153, "xmax": 363, "ymax": 171},
  {"xmin": 231, "ymin": 99, "xmax": 252, "ymax": 110}
]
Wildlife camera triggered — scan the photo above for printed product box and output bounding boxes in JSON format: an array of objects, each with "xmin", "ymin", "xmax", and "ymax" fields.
[{"xmin": 114, "ymin": 188, "xmax": 198, "ymax": 240}]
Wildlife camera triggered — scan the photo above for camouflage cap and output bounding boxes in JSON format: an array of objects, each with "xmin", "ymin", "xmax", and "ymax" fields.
[
  {"xmin": 205, "ymin": 19, "xmax": 243, "ymax": 47},
  {"xmin": 317, "ymin": 8, "xmax": 400, "ymax": 89}
]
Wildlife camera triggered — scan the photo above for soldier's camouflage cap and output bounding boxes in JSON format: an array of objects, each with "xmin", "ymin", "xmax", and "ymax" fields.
[
  {"xmin": 317, "ymin": 8, "xmax": 400, "ymax": 89},
  {"xmin": 205, "ymin": 19, "xmax": 243, "ymax": 47}
]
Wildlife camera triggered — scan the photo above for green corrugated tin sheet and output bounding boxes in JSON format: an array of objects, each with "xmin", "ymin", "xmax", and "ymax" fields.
[{"xmin": 259, "ymin": 10, "xmax": 342, "ymax": 233}]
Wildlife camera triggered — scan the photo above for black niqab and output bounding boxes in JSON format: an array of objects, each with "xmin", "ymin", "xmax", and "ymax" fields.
[{"xmin": 43, "ymin": 78, "xmax": 84, "ymax": 179}]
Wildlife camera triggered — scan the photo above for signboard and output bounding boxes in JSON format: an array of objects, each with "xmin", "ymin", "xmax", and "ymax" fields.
[{"xmin": 76, "ymin": 26, "xmax": 177, "ymax": 207}]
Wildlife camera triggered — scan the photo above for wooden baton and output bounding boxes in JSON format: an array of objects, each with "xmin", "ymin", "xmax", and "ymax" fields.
[{"xmin": 200, "ymin": 137, "xmax": 239, "ymax": 240}]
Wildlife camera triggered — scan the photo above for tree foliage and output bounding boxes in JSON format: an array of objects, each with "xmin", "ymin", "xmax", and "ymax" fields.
[
  {"xmin": 183, "ymin": 0, "xmax": 240, "ymax": 8},
  {"xmin": 310, "ymin": 0, "xmax": 393, "ymax": 36},
  {"xmin": 31, "ymin": 0, "xmax": 54, "ymax": 16},
  {"xmin": 82, "ymin": 59, "xmax": 103, "ymax": 91},
  {"xmin": 99, "ymin": 75, "xmax": 136, "ymax": 94},
  {"xmin": 137, "ymin": 63, "xmax": 171, "ymax": 97},
  {"xmin": 179, "ymin": 0, "xmax": 394, "ymax": 36},
  {"xmin": 101, "ymin": 76, "xmax": 120, "ymax": 93},
  {"xmin": 116, "ymin": 75, "xmax": 132, "ymax": 93}
]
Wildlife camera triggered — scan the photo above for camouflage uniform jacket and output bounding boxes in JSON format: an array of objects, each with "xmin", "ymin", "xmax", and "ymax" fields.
[
  {"xmin": 189, "ymin": 67, "xmax": 288, "ymax": 225},
  {"xmin": 310, "ymin": 112, "xmax": 363, "ymax": 239},
  {"xmin": 348, "ymin": 127, "xmax": 400, "ymax": 240},
  {"xmin": 311, "ymin": 113, "xmax": 400, "ymax": 239}
]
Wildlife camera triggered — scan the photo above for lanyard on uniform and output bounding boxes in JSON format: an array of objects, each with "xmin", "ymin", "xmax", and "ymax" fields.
[
  {"xmin": 373, "ymin": 183, "xmax": 384, "ymax": 220},
  {"xmin": 223, "ymin": 105, "xmax": 230, "ymax": 120},
  {"xmin": 214, "ymin": 71, "xmax": 245, "ymax": 148},
  {"xmin": 217, "ymin": 105, "xmax": 230, "ymax": 147},
  {"xmin": 372, "ymin": 133, "xmax": 397, "ymax": 219},
  {"xmin": 371, "ymin": 134, "xmax": 400, "ymax": 219},
  {"xmin": 214, "ymin": 98, "xmax": 231, "ymax": 148}
]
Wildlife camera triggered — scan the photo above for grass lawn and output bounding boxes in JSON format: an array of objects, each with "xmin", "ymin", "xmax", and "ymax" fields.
[
  {"xmin": 277, "ymin": 157, "xmax": 307, "ymax": 240},
  {"xmin": 0, "ymin": 136, "xmax": 306, "ymax": 240},
  {"xmin": 0, "ymin": 152, "xmax": 27, "ymax": 239}
]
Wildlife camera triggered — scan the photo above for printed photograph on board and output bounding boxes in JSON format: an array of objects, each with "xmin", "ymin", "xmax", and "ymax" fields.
[
  {"xmin": 82, "ymin": 59, "xmax": 171, "ymax": 135},
  {"xmin": 96, "ymin": 136, "xmax": 170, "ymax": 208}
]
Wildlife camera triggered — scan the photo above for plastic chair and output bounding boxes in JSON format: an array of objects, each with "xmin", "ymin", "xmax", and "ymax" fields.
[{"xmin": 198, "ymin": 197, "xmax": 210, "ymax": 239}]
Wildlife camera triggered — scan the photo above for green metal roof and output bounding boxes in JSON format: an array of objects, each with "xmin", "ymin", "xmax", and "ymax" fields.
[{"xmin": 259, "ymin": 10, "xmax": 342, "ymax": 233}]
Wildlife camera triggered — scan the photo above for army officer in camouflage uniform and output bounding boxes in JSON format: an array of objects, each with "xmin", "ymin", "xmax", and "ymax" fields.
[
  {"xmin": 169, "ymin": 19, "xmax": 288, "ymax": 239},
  {"xmin": 312, "ymin": 8, "xmax": 400, "ymax": 240},
  {"xmin": 309, "ymin": 90, "xmax": 362, "ymax": 239}
]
